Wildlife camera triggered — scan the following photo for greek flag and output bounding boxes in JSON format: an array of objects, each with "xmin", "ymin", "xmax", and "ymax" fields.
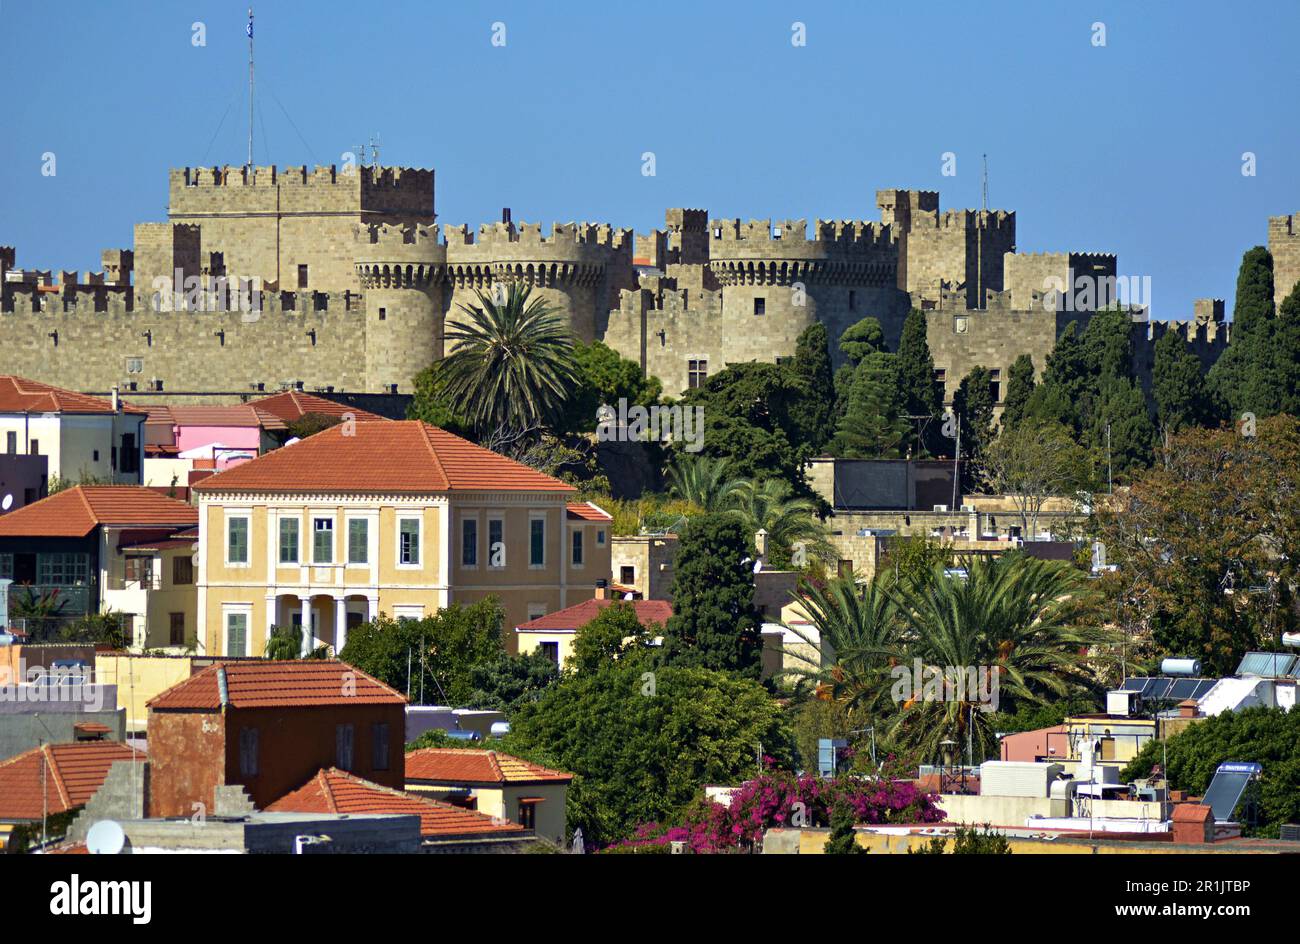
[{"xmin": 246, "ymin": 11, "xmax": 254, "ymax": 38}]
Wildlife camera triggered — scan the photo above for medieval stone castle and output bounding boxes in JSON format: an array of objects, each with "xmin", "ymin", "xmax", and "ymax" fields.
[{"xmin": 3, "ymin": 162, "xmax": 1288, "ymax": 408}]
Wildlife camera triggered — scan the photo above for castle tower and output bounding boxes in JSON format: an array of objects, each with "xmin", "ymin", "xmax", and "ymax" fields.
[
  {"xmin": 1269, "ymin": 213, "xmax": 1300, "ymax": 311},
  {"xmin": 877, "ymin": 189, "xmax": 1015, "ymax": 309},
  {"xmin": 355, "ymin": 222, "xmax": 446, "ymax": 393},
  {"xmin": 705, "ymin": 218, "xmax": 904, "ymax": 365},
  {"xmin": 443, "ymin": 221, "xmax": 635, "ymax": 341}
]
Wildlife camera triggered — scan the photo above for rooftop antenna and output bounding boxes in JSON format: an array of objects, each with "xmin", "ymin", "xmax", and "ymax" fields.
[
  {"xmin": 246, "ymin": 8, "xmax": 255, "ymax": 171},
  {"xmin": 368, "ymin": 134, "xmax": 382, "ymax": 169},
  {"xmin": 981, "ymin": 153, "xmax": 988, "ymax": 211}
]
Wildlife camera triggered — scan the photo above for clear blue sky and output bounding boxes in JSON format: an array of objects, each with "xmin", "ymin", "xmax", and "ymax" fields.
[{"xmin": 1, "ymin": 0, "xmax": 1297, "ymax": 320}]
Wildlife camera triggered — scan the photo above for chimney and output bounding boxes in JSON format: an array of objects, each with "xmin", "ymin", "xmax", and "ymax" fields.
[
  {"xmin": 110, "ymin": 385, "xmax": 120, "ymax": 412},
  {"xmin": 594, "ymin": 578, "xmax": 608, "ymax": 601},
  {"xmin": 754, "ymin": 528, "xmax": 768, "ymax": 565}
]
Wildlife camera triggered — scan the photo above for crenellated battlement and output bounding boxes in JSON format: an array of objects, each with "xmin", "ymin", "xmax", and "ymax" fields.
[
  {"xmin": 168, "ymin": 164, "xmax": 435, "ymax": 220},
  {"xmin": 707, "ymin": 218, "xmax": 896, "ymax": 256},
  {"xmin": 442, "ymin": 220, "xmax": 634, "ymax": 275},
  {"xmin": 1, "ymin": 283, "xmax": 363, "ymax": 318},
  {"xmin": 353, "ymin": 222, "xmax": 445, "ymax": 281}
]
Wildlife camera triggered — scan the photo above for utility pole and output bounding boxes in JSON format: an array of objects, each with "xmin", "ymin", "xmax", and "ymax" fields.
[
  {"xmin": 1106, "ymin": 423, "xmax": 1113, "ymax": 494},
  {"xmin": 950, "ymin": 413, "xmax": 962, "ymax": 512},
  {"xmin": 246, "ymin": 8, "xmax": 255, "ymax": 171}
]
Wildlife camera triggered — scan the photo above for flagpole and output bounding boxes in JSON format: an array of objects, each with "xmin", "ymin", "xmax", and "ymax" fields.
[{"xmin": 247, "ymin": 8, "xmax": 255, "ymax": 171}]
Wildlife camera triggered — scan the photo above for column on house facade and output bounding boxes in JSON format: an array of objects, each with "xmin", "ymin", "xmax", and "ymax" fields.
[
  {"xmin": 265, "ymin": 594, "xmax": 277, "ymax": 642},
  {"xmin": 334, "ymin": 596, "xmax": 348, "ymax": 655},
  {"xmin": 367, "ymin": 594, "xmax": 379, "ymax": 622},
  {"xmin": 300, "ymin": 597, "xmax": 312, "ymax": 657}
]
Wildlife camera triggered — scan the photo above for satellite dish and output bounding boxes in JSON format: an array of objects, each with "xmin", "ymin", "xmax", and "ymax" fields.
[
  {"xmin": 753, "ymin": 559, "xmax": 763, "ymax": 574},
  {"xmin": 284, "ymin": 436, "xmax": 301, "ymax": 446},
  {"xmin": 0, "ymin": 494, "xmax": 11, "ymax": 511},
  {"xmin": 622, "ymin": 592, "xmax": 634, "ymax": 601},
  {"xmin": 86, "ymin": 819, "xmax": 126, "ymax": 855}
]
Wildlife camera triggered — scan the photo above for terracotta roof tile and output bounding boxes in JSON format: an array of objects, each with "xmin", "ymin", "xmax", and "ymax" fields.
[
  {"xmin": 147, "ymin": 660, "xmax": 407, "ymax": 710},
  {"xmin": 566, "ymin": 501, "xmax": 613, "ymax": 522},
  {"xmin": 268, "ymin": 768, "xmax": 528, "ymax": 839},
  {"xmin": 0, "ymin": 742, "xmax": 143, "ymax": 820},
  {"xmin": 248, "ymin": 391, "xmax": 387, "ymax": 424},
  {"xmin": 404, "ymin": 748, "xmax": 573, "ymax": 786},
  {"xmin": 0, "ymin": 376, "xmax": 146, "ymax": 415},
  {"xmin": 143, "ymin": 404, "xmax": 288, "ymax": 431},
  {"xmin": 192, "ymin": 421, "xmax": 574, "ymax": 495},
  {"xmin": 0, "ymin": 486, "xmax": 198, "ymax": 538},
  {"xmin": 515, "ymin": 598, "xmax": 672, "ymax": 633}
]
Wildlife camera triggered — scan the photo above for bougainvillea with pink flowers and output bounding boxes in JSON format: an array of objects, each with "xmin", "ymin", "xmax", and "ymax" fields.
[{"xmin": 608, "ymin": 764, "xmax": 945, "ymax": 853}]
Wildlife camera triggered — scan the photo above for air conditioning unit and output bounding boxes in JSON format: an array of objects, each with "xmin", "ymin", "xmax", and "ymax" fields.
[{"xmin": 932, "ymin": 504, "xmax": 949, "ymax": 512}]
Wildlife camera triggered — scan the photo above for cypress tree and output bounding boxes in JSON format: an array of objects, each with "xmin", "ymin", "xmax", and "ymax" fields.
[
  {"xmin": 831, "ymin": 352, "xmax": 911, "ymax": 458},
  {"xmin": 1000, "ymin": 354, "xmax": 1036, "ymax": 430},
  {"xmin": 952, "ymin": 365, "xmax": 996, "ymax": 458},
  {"xmin": 790, "ymin": 323, "xmax": 836, "ymax": 451},
  {"xmin": 1152, "ymin": 329, "xmax": 1212, "ymax": 432},
  {"xmin": 659, "ymin": 514, "xmax": 763, "ymax": 678}
]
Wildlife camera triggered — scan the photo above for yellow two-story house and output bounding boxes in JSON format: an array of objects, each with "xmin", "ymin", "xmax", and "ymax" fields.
[{"xmin": 192, "ymin": 421, "xmax": 611, "ymax": 657}]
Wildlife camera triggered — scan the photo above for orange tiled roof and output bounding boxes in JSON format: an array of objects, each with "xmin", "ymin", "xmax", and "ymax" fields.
[
  {"xmin": 566, "ymin": 501, "xmax": 612, "ymax": 522},
  {"xmin": 0, "ymin": 742, "xmax": 143, "ymax": 820},
  {"xmin": 404, "ymin": 748, "xmax": 573, "ymax": 786},
  {"xmin": 268, "ymin": 768, "xmax": 528, "ymax": 840},
  {"xmin": 143, "ymin": 404, "xmax": 288, "ymax": 431},
  {"xmin": 0, "ymin": 486, "xmax": 198, "ymax": 538},
  {"xmin": 192, "ymin": 421, "xmax": 574, "ymax": 495},
  {"xmin": 0, "ymin": 375, "xmax": 146, "ymax": 416},
  {"xmin": 515, "ymin": 598, "xmax": 672, "ymax": 633},
  {"xmin": 248, "ymin": 391, "xmax": 387, "ymax": 424},
  {"xmin": 147, "ymin": 660, "xmax": 407, "ymax": 711}
]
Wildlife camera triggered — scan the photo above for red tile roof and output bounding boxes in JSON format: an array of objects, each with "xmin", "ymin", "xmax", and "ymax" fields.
[
  {"xmin": 404, "ymin": 749, "xmax": 573, "ymax": 786},
  {"xmin": 248, "ymin": 391, "xmax": 387, "ymax": 424},
  {"xmin": 0, "ymin": 486, "xmax": 198, "ymax": 538},
  {"xmin": 566, "ymin": 501, "xmax": 613, "ymax": 522},
  {"xmin": 192, "ymin": 421, "xmax": 574, "ymax": 495},
  {"xmin": 0, "ymin": 376, "xmax": 146, "ymax": 416},
  {"xmin": 515, "ymin": 598, "xmax": 672, "ymax": 633},
  {"xmin": 147, "ymin": 660, "xmax": 407, "ymax": 711},
  {"xmin": 268, "ymin": 768, "xmax": 528, "ymax": 840},
  {"xmin": 143, "ymin": 404, "xmax": 288, "ymax": 431},
  {"xmin": 0, "ymin": 742, "xmax": 143, "ymax": 820}
]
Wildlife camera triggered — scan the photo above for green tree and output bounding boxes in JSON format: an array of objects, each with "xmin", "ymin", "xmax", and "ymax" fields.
[
  {"xmin": 505, "ymin": 662, "xmax": 792, "ymax": 845},
  {"xmin": 823, "ymin": 800, "xmax": 868, "ymax": 854},
  {"xmin": 1152, "ymin": 329, "xmax": 1213, "ymax": 433},
  {"xmin": 659, "ymin": 513, "xmax": 763, "ymax": 678},
  {"xmin": 789, "ymin": 323, "xmax": 837, "ymax": 451},
  {"xmin": 464, "ymin": 649, "xmax": 560, "ymax": 712},
  {"xmin": 979, "ymin": 420, "xmax": 1094, "ymax": 536},
  {"xmin": 678, "ymin": 361, "xmax": 813, "ymax": 484},
  {"xmin": 1090, "ymin": 376, "xmax": 1154, "ymax": 479},
  {"xmin": 339, "ymin": 599, "xmax": 505, "ymax": 705},
  {"xmin": 1273, "ymin": 281, "xmax": 1300, "ymax": 417},
  {"xmin": 1000, "ymin": 354, "xmax": 1036, "ymax": 431},
  {"xmin": 952, "ymin": 365, "xmax": 995, "ymax": 458},
  {"xmin": 568, "ymin": 601, "xmax": 659, "ymax": 673},
  {"xmin": 728, "ymin": 477, "xmax": 834, "ymax": 569},
  {"xmin": 1035, "ymin": 322, "xmax": 1088, "ymax": 431},
  {"xmin": 910, "ymin": 824, "xmax": 1011, "ymax": 854},
  {"xmin": 433, "ymin": 284, "xmax": 578, "ymax": 436},
  {"xmin": 896, "ymin": 308, "xmax": 942, "ymax": 453},
  {"xmin": 1209, "ymin": 246, "xmax": 1275, "ymax": 419},
  {"xmin": 408, "ymin": 364, "xmax": 471, "ymax": 433},
  {"xmin": 558, "ymin": 340, "xmax": 663, "ymax": 435},
  {"xmin": 665, "ymin": 453, "xmax": 743, "ymax": 512},
  {"xmin": 831, "ymin": 352, "xmax": 910, "ymax": 458},
  {"xmin": 264, "ymin": 625, "xmax": 302, "ymax": 660},
  {"xmin": 837, "ymin": 316, "xmax": 886, "ymax": 365}
]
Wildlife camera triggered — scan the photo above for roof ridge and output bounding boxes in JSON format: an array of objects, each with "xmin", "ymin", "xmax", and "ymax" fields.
[
  {"xmin": 43, "ymin": 745, "xmax": 73, "ymax": 810},
  {"xmin": 318, "ymin": 769, "xmax": 342, "ymax": 814},
  {"xmin": 417, "ymin": 423, "xmax": 451, "ymax": 488},
  {"xmin": 73, "ymin": 486, "xmax": 96, "ymax": 523}
]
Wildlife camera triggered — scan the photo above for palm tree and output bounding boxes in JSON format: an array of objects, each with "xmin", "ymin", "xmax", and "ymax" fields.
[
  {"xmin": 728, "ymin": 478, "xmax": 835, "ymax": 567},
  {"xmin": 781, "ymin": 575, "xmax": 903, "ymax": 717},
  {"xmin": 434, "ymin": 283, "xmax": 577, "ymax": 436},
  {"xmin": 665, "ymin": 453, "xmax": 744, "ymax": 512},
  {"xmin": 880, "ymin": 552, "xmax": 1108, "ymax": 762}
]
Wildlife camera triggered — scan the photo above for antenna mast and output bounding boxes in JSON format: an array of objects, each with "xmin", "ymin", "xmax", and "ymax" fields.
[
  {"xmin": 247, "ymin": 8, "xmax": 255, "ymax": 170},
  {"xmin": 981, "ymin": 153, "xmax": 988, "ymax": 211}
]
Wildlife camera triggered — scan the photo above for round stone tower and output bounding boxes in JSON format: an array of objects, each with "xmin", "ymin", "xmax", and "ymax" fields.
[{"xmin": 354, "ymin": 222, "xmax": 446, "ymax": 393}]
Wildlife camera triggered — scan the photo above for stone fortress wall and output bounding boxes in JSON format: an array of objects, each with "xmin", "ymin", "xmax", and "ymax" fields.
[{"xmin": 0, "ymin": 164, "xmax": 1247, "ymax": 408}]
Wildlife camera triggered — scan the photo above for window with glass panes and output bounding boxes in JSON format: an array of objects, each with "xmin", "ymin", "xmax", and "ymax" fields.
[
  {"xmin": 226, "ymin": 611, "xmax": 248, "ymax": 656},
  {"xmin": 38, "ymin": 553, "xmax": 90, "ymax": 585},
  {"xmin": 313, "ymin": 517, "xmax": 334, "ymax": 564},
  {"xmin": 461, "ymin": 518, "xmax": 477, "ymax": 567},
  {"xmin": 401, "ymin": 518, "xmax": 421, "ymax": 565},
  {"xmin": 530, "ymin": 518, "xmax": 545, "ymax": 567}
]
